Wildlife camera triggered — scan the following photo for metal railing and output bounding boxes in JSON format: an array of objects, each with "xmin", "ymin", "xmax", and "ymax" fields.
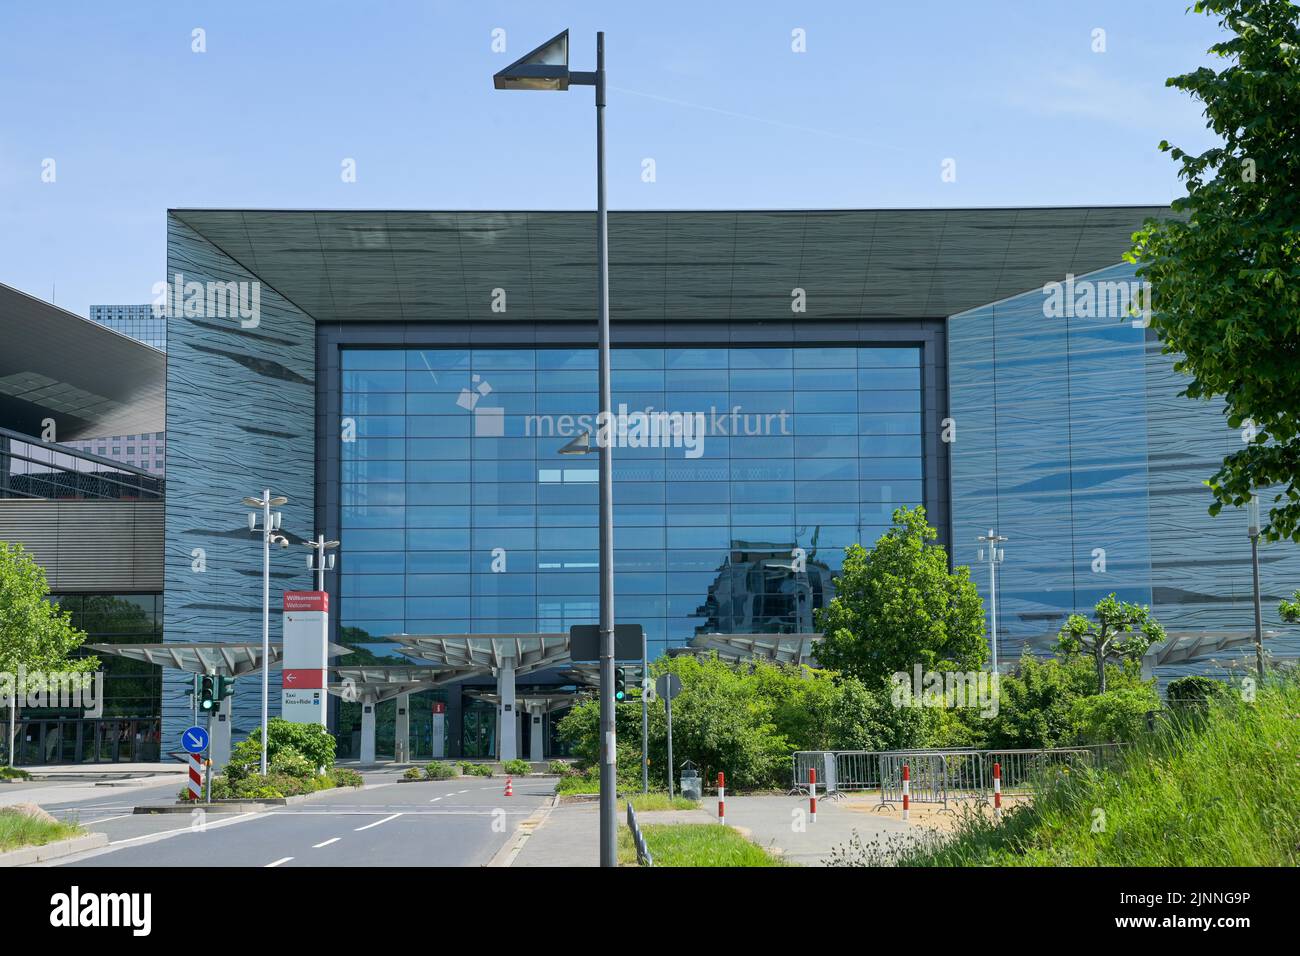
[
  {"xmin": 790, "ymin": 746, "xmax": 1123, "ymax": 812},
  {"xmin": 0, "ymin": 427, "xmax": 163, "ymax": 501},
  {"xmin": 625, "ymin": 796, "xmax": 653, "ymax": 866}
]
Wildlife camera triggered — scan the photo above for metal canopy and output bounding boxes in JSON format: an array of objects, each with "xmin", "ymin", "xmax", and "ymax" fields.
[
  {"xmin": 89, "ymin": 642, "xmax": 351, "ymax": 676},
  {"xmin": 0, "ymin": 282, "xmax": 165, "ymax": 439},
  {"xmin": 685, "ymin": 632, "xmax": 822, "ymax": 666},
  {"xmin": 390, "ymin": 633, "xmax": 571, "ymax": 677},
  {"xmin": 328, "ymin": 664, "xmax": 482, "ymax": 703},
  {"xmin": 168, "ymin": 207, "xmax": 1174, "ymax": 326},
  {"xmin": 466, "ymin": 690, "xmax": 581, "ymax": 714},
  {"xmin": 1140, "ymin": 629, "xmax": 1281, "ymax": 679}
]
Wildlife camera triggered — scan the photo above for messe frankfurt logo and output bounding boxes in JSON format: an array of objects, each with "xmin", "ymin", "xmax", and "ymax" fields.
[{"xmin": 458, "ymin": 374, "xmax": 505, "ymax": 437}]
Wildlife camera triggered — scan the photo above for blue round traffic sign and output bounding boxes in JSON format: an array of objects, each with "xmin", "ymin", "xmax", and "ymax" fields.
[{"xmin": 181, "ymin": 726, "xmax": 210, "ymax": 754}]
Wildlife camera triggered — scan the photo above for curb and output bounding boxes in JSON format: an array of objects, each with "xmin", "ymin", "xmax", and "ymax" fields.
[
  {"xmin": 133, "ymin": 785, "xmax": 363, "ymax": 813},
  {"xmin": 487, "ymin": 791, "xmax": 560, "ymax": 868},
  {"xmin": 0, "ymin": 832, "xmax": 109, "ymax": 867}
]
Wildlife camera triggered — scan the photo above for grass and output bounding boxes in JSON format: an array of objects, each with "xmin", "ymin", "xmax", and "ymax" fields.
[
  {"xmin": 618, "ymin": 823, "xmax": 785, "ymax": 867},
  {"xmin": 0, "ymin": 810, "xmax": 82, "ymax": 853},
  {"xmin": 618, "ymin": 793, "xmax": 700, "ymax": 812},
  {"xmin": 892, "ymin": 673, "xmax": 1300, "ymax": 866}
]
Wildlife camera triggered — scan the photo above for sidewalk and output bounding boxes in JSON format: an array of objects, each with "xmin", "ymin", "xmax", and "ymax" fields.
[
  {"xmin": 508, "ymin": 798, "xmax": 714, "ymax": 867},
  {"xmin": 508, "ymin": 792, "xmax": 918, "ymax": 866},
  {"xmin": 704, "ymin": 793, "xmax": 917, "ymax": 866}
]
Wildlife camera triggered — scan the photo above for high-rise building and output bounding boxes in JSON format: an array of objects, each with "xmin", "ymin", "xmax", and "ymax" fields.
[{"xmin": 63, "ymin": 305, "xmax": 166, "ymax": 475}]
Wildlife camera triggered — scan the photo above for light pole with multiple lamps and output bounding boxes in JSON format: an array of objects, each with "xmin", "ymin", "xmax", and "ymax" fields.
[
  {"xmin": 495, "ymin": 29, "xmax": 618, "ymax": 867},
  {"xmin": 977, "ymin": 529, "xmax": 1007, "ymax": 674},
  {"xmin": 306, "ymin": 534, "xmax": 339, "ymax": 592},
  {"xmin": 243, "ymin": 489, "xmax": 289, "ymax": 775},
  {"xmin": 1247, "ymin": 495, "xmax": 1265, "ymax": 680}
]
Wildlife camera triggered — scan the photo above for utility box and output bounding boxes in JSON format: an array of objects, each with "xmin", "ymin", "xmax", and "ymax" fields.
[{"xmin": 680, "ymin": 760, "xmax": 702, "ymax": 801}]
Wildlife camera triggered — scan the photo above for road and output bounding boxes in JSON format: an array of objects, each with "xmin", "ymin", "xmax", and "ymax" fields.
[{"xmin": 28, "ymin": 773, "xmax": 553, "ymax": 867}]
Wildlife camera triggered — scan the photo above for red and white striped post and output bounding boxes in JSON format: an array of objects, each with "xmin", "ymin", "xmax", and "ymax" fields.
[
  {"xmin": 901, "ymin": 762, "xmax": 910, "ymax": 821},
  {"xmin": 809, "ymin": 767, "xmax": 817, "ymax": 823},
  {"xmin": 717, "ymin": 772, "xmax": 725, "ymax": 825},
  {"xmin": 992, "ymin": 761, "xmax": 1002, "ymax": 821},
  {"xmin": 187, "ymin": 753, "xmax": 203, "ymax": 801}
]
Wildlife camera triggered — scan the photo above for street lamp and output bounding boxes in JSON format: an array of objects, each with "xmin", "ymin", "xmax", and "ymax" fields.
[
  {"xmin": 243, "ymin": 489, "xmax": 289, "ymax": 775},
  {"xmin": 1247, "ymin": 495, "xmax": 1265, "ymax": 680},
  {"xmin": 499, "ymin": 28, "xmax": 618, "ymax": 867},
  {"xmin": 977, "ymin": 529, "xmax": 1007, "ymax": 674},
  {"xmin": 305, "ymin": 534, "xmax": 339, "ymax": 592}
]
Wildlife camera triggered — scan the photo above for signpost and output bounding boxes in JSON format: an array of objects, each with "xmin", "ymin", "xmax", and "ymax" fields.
[
  {"xmin": 181, "ymin": 725, "xmax": 209, "ymax": 754},
  {"xmin": 181, "ymin": 726, "xmax": 209, "ymax": 803},
  {"xmin": 569, "ymin": 623, "xmax": 643, "ymax": 662},
  {"xmin": 282, "ymin": 591, "xmax": 328, "ymax": 726},
  {"xmin": 656, "ymin": 673, "xmax": 682, "ymax": 797}
]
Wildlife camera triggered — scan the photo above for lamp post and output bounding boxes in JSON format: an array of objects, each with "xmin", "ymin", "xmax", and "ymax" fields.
[
  {"xmin": 1247, "ymin": 495, "xmax": 1265, "ymax": 680},
  {"xmin": 977, "ymin": 529, "xmax": 1007, "ymax": 674},
  {"xmin": 305, "ymin": 534, "xmax": 339, "ymax": 592},
  {"xmin": 497, "ymin": 30, "xmax": 617, "ymax": 867},
  {"xmin": 243, "ymin": 489, "xmax": 289, "ymax": 775}
]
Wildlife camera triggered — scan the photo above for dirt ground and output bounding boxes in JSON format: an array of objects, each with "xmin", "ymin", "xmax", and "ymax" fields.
[{"xmin": 834, "ymin": 790, "xmax": 1032, "ymax": 832}]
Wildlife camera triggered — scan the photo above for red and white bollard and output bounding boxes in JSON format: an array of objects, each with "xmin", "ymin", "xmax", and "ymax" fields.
[
  {"xmin": 992, "ymin": 761, "xmax": 1002, "ymax": 821},
  {"xmin": 809, "ymin": 767, "xmax": 817, "ymax": 823},
  {"xmin": 504, "ymin": 776, "xmax": 513, "ymax": 797},
  {"xmin": 902, "ymin": 762, "xmax": 910, "ymax": 821},
  {"xmin": 717, "ymin": 772, "xmax": 725, "ymax": 825},
  {"xmin": 187, "ymin": 753, "xmax": 203, "ymax": 802}
]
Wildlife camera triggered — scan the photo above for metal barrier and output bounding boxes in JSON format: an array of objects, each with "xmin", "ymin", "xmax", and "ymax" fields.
[
  {"xmin": 792, "ymin": 750, "xmax": 880, "ymax": 797},
  {"xmin": 982, "ymin": 749, "xmax": 1092, "ymax": 793},
  {"xmin": 834, "ymin": 751, "xmax": 880, "ymax": 792},
  {"xmin": 625, "ymin": 797, "xmax": 653, "ymax": 866}
]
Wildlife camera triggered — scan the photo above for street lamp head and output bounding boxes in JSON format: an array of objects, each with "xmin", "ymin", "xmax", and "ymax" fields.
[
  {"xmin": 269, "ymin": 496, "xmax": 288, "ymax": 507},
  {"xmin": 558, "ymin": 430, "xmax": 593, "ymax": 455},
  {"xmin": 493, "ymin": 29, "xmax": 571, "ymax": 90},
  {"xmin": 242, "ymin": 496, "xmax": 263, "ymax": 508},
  {"xmin": 247, "ymin": 512, "xmax": 257, "ymax": 532},
  {"xmin": 1247, "ymin": 494, "xmax": 1261, "ymax": 538}
]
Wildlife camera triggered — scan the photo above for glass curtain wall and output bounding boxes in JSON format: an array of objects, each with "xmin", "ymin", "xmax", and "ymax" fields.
[{"xmin": 338, "ymin": 345, "xmax": 925, "ymax": 662}]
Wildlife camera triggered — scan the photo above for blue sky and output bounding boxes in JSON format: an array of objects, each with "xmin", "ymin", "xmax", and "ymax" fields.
[{"xmin": 0, "ymin": 1, "xmax": 1224, "ymax": 317}]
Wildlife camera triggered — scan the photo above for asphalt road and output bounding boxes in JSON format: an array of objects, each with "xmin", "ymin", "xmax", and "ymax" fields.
[{"xmin": 38, "ymin": 775, "xmax": 553, "ymax": 868}]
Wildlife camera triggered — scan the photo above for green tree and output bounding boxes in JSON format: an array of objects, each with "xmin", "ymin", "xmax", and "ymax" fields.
[
  {"xmin": 0, "ymin": 542, "xmax": 96, "ymax": 682},
  {"xmin": 1280, "ymin": 589, "xmax": 1300, "ymax": 623},
  {"xmin": 1057, "ymin": 594, "xmax": 1165, "ymax": 694},
  {"xmin": 1127, "ymin": 0, "xmax": 1300, "ymax": 541},
  {"xmin": 814, "ymin": 506, "xmax": 987, "ymax": 689},
  {"xmin": 984, "ymin": 653, "xmax": 1157, "ymax": 749}
]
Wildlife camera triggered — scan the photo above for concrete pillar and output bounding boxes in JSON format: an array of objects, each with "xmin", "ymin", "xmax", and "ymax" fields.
[
  {"xmin": 359, "ymin": 698, "xmax": 377, "ymax": 764},
  {"xmin": 529, "ymin": 705, "xmax": 544, "ymax": 762},
  {"xmin": 394, "ymin": 692, "xmax": 410, "ymax": 763},
  {"xmin": 497, "ymin": 657, "xmax": 516, "ymax": 761},
  {"xmin": 209, "ymin": 700, "xmax": 232, "ymax": 773}
]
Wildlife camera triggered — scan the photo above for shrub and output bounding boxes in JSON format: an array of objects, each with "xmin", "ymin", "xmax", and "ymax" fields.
[
  {"xmin": 461, "ymin": 762, "xmax": 493, "ymax": 777},
  {"xmin": 1067, "ymin": 687, "xmax": 1160, "ymax": 745},
  {"xmin": 330, "ymin": 767, "xmax": 364, "ymax": 788},
  {"xmin": 425, "ymin": 761, "xmax": 457, "ymax": 780},
  {"xmin": 270, "ymin": 751, "xmax": 316, "ymax": 779},
  {"xmin": 548, "ymin": 759, "xmax": 575, "ymax": 776},
  {"xmin": 403, "ymin": 767, "xmax": 423, "ymax": 781},
  {"xmin": 226, "ymin": 718, "xmax": 337, "ymax": 781},
  {"xmin": 502, "ymin": 758, "xmax": 531, "ymax": 776},
  {"xmin": 1167, "ymin": 675, "xmax": 1229, "ymax": 706}
]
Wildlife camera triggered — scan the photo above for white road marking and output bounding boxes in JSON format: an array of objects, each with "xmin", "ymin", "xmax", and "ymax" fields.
[
  {"xmin": 266, "ymin": 857, "xmax": 294, "ymax": 867},
  {"xmin": 354, "ymin": 812, "xmax": 403, "ymax": 831},
  {"xmin": 312, "ymin": 838, "xmax": 341, "ymax": 848},
  {"xmin": 430, "ymin": 797, "xmax": 442, "ymax": 803}
]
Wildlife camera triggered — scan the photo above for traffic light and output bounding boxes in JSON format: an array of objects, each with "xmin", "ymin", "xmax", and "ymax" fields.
[
  {"xmin": 199, "ymin": 675, "xmax": 216, "ymax": 712},
  {"xmin": 614, "ymin": 668, "xmax": 627, "ymax": 702},
  {"xmin": 216, "ymin": 676, "xmax": 236, "ymax": 702}
]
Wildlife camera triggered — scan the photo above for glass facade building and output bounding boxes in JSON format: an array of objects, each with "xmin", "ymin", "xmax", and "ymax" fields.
[{"xmin": 338, "ymin": 345, "xmax": 924, "ymax": 661}]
